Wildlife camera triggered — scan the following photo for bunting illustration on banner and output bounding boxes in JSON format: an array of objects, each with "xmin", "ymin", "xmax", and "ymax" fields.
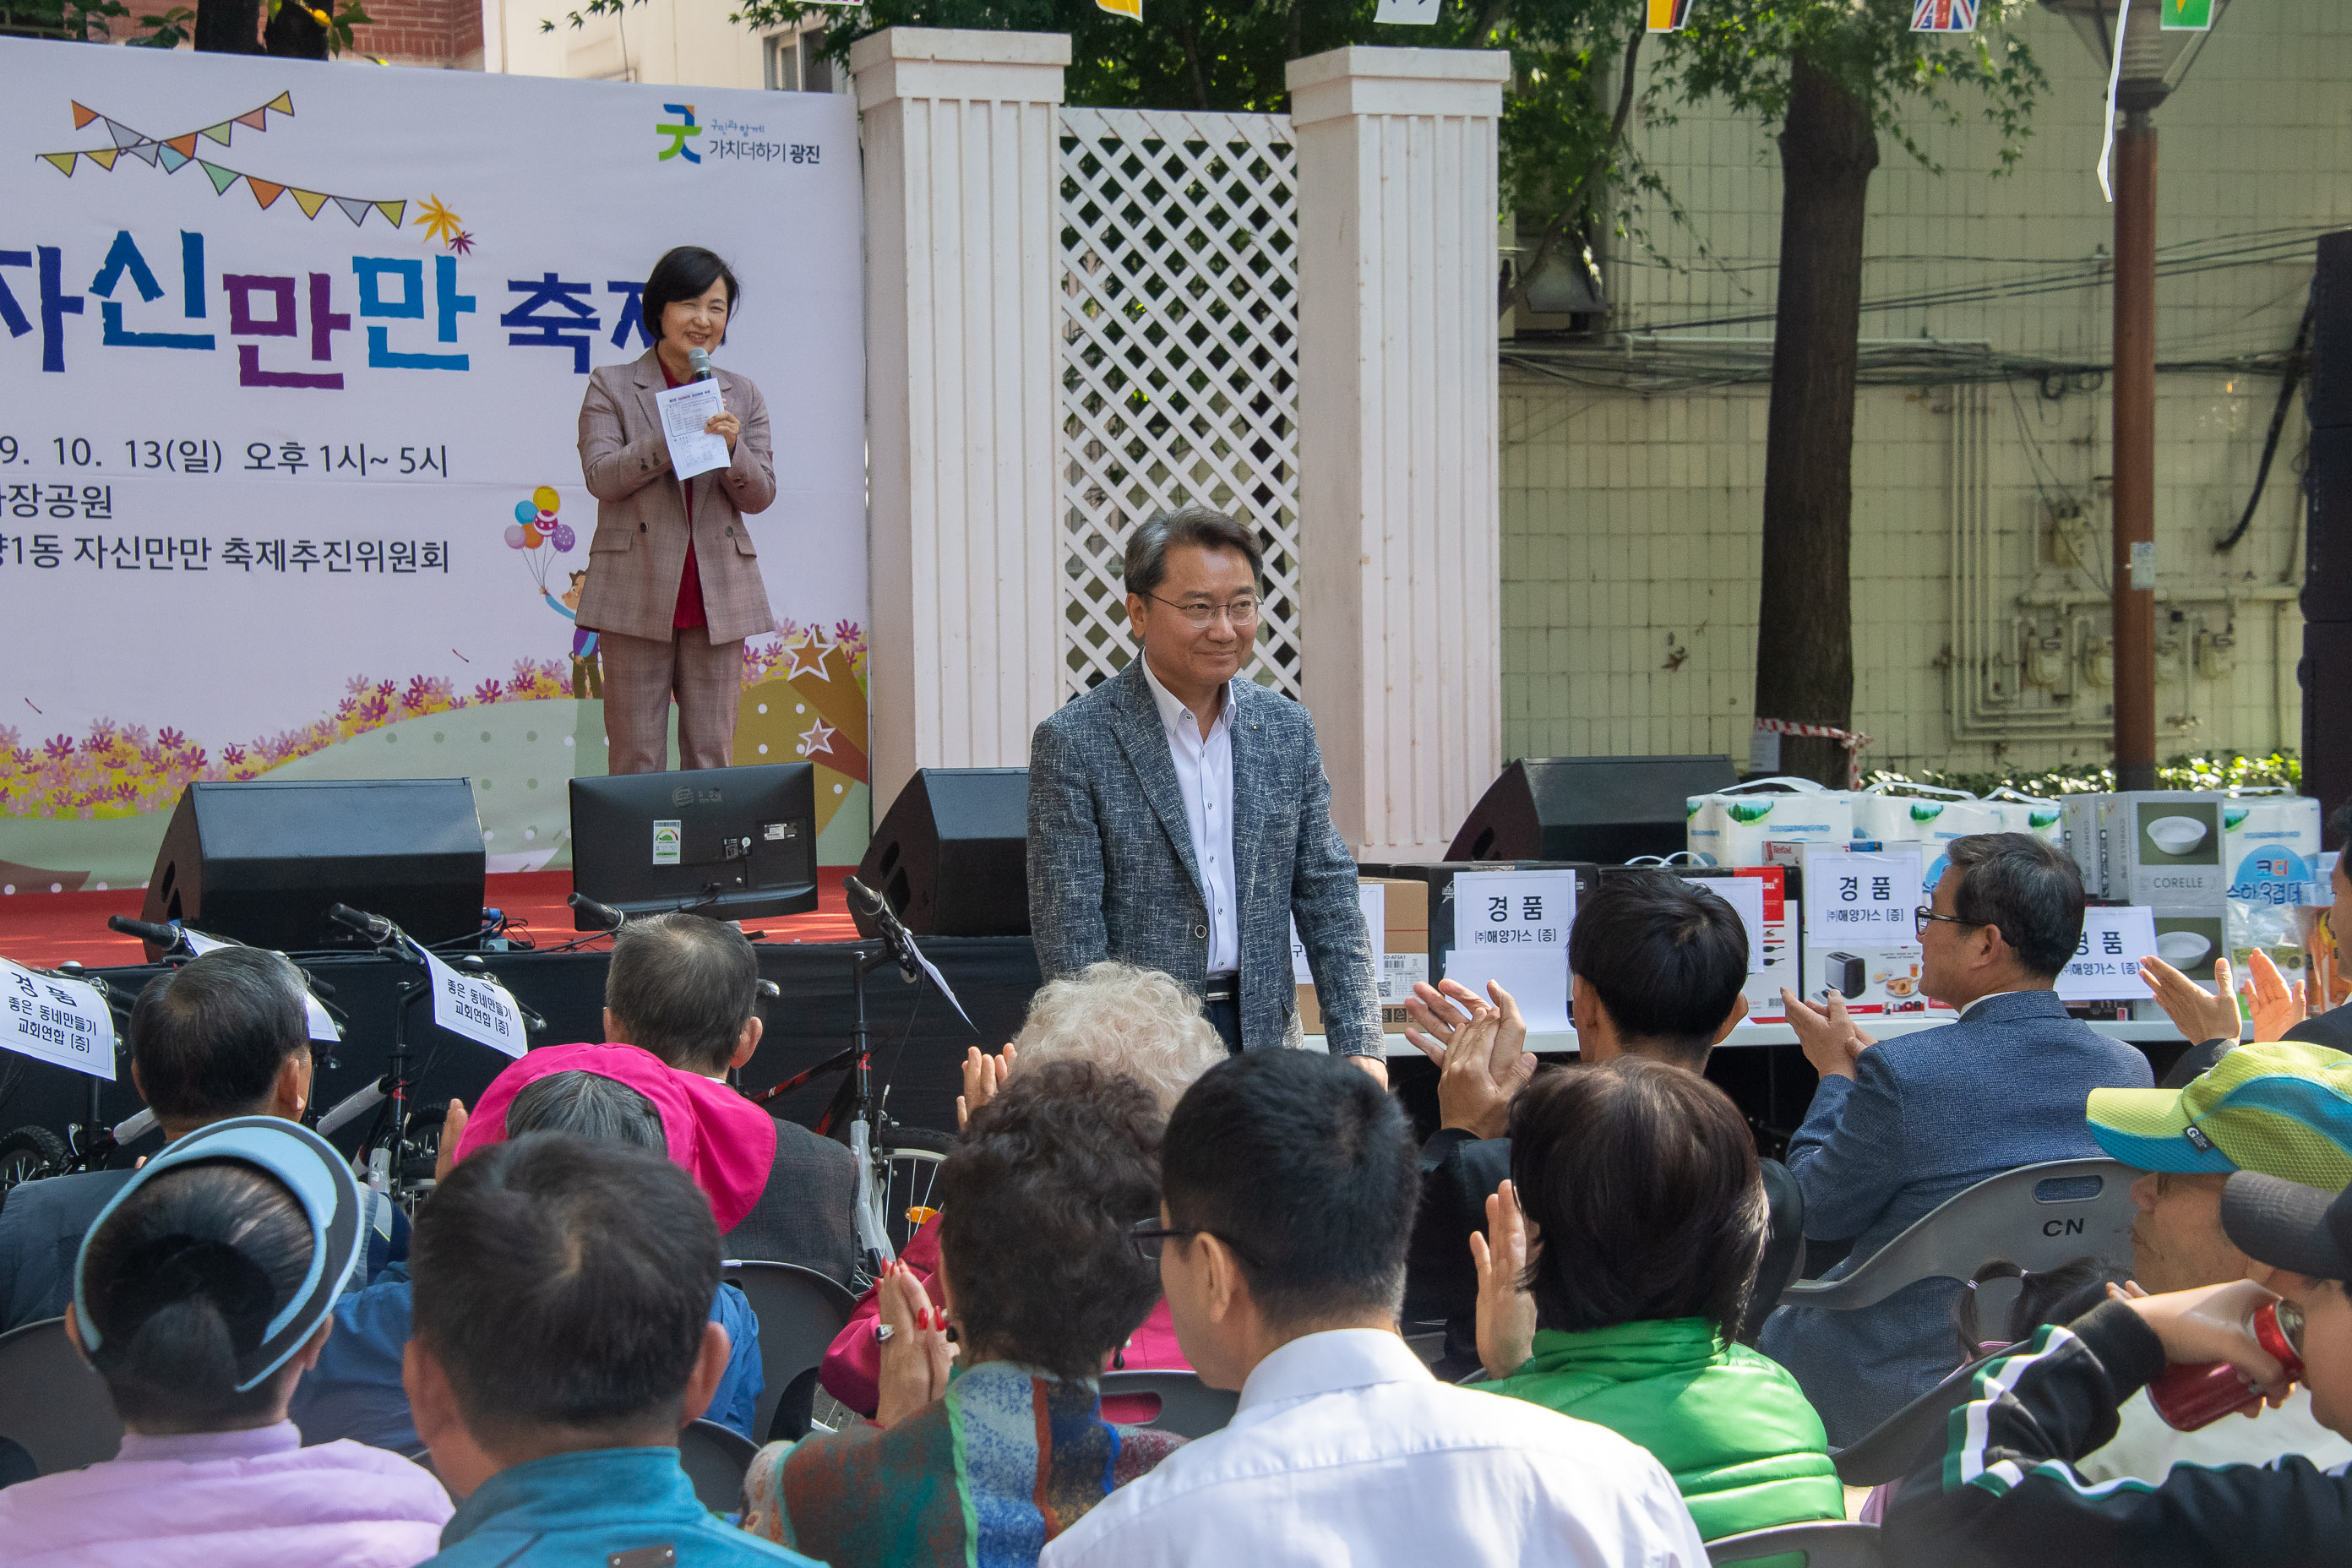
[
  {"xmin": 35, "ymin": 93, "xmax": 411, "ymax": 234},
  {"xmin": 1912, "ymin": 0, "xmax": 1976, "ymax": 29},
  {"xmin": 1647, "ymin": 0, "xmax": 1693, "ymax": 31},
  {"xmin": 2162, "ymin": 0, "xmax": 2213, "ymax": 27}
]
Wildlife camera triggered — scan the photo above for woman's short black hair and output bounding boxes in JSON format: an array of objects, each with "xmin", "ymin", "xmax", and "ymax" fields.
[
  {"xmin": 1510, "ymin": 1058, "xmax": 1768, "ymax": 1337},
  {"xmin": 935, "ymin": 1060, "xmax": 1164, "ymax": 1383},
  {"xmin": 640, "ymin": 246, "xmax": 740, "ymax": 346},
  {"xmin": 79, "ymin": 1161, "xmax": 315, "ymax": 1431}
]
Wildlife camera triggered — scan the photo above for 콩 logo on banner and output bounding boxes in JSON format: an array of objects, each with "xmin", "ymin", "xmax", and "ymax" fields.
[{"xmin": 1912, "ymin": 0, "xmax": 1977, "ymax": 30}]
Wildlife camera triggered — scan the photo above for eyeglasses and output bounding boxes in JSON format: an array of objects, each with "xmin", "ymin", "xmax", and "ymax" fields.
[
  {"xmin": 1144, "ymin": 592, "xmax": 1260, "ymax": 629},
  {"xmin": 1128, "ymin": 1218, "xmax": 1262, "ymax": 1268},
  {"xmin": 1914, "ymin": 905, "xmax": 1984, "ymax": 937}
]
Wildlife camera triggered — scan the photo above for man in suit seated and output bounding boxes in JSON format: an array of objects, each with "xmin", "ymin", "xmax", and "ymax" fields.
[
  {"xmin": 597, "ymin": 912, "xmax": 858, "ymax": 1284},
  {"xmin": 1400, "ymin": 872, "xmax": 1803, "ymax": 1373},
  {"xmin": 1759, "ymin": 831, "xmax": 2154, "ymax": 1446}
]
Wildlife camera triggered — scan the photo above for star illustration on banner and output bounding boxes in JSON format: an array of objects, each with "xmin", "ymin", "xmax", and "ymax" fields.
[
  {"xmin": 413, "ymin": 193, "xmax": 463, "ymax": 248},
  {"xmin": 797, "ymin": 717, "xmax": 836, "ymax": 758},
  {"xmin": 448, "ymin": 230, "xmax": 475, "ymax": 255},
  {"xmin": 781, "ymin": 631, "xmax": 833, "ymax": 682}
]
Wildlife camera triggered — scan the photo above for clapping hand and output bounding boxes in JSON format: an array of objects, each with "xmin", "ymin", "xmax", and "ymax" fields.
[
  {"xmin": 872, "ymin": 1260, "xmax": 956, "ymax": 1427},
  {"xmin": 1471, "ymin": 1179, "xmax": 1538, "ymax": 1380},
  {"xmin": 957, "ymin": 1043, "xmax": 1017, "ymax": 1130},
  {"xmin": 1782, "ymin": 988, "xmax": 1876, "ymax": 1081},
  {"xmin": 1402, "ymin": 979, "xmax": 1533, "ymax": 1141},
  {"xmin": 2242, "ymin": 949, "xmax": 2309, "ymax": 1042},
  {"xmin": 433, "ymin": 1098, "xmax": 469, "ymax": 1184}
]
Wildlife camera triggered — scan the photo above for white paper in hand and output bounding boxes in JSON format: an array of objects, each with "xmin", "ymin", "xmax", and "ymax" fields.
[
  {"xmin": 1, "ymin": 956, "xmax": 117, "ymax": 1081},
  {"xmin": 183, "ymin": 928, "xmax": 340, "ymax": 1043},
  {"xmin": 2057, "ymin": 906, "xmax": 2161, "ymax": 1002},
  {"xmin": 655, "ymin": 379, "xmax": 731, "ymax": 481},
  {"xmin": 1439, "ymin": 945, "xmax": 1570, "ymax": 1033},
  {"xmin": 417, "ymin": 945, "xmax": 527, "ymax": 1059}
]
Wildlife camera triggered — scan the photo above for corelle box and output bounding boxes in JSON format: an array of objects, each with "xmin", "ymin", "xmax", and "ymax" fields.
[
  {"xmin": 1297, "ymin": 876, "xmax": 1429, "ymax": 1037},
  {"xmin": 2064, "ymin": 795, "xmax": 2107, "ymax": 897},
  {"xmin": 1686, "ymin": 778, "xmax": 1855, "ymax": 868},
  {"xmin": 2090, "ymin": 792, "xmax": 2321, "ymax": 912}
]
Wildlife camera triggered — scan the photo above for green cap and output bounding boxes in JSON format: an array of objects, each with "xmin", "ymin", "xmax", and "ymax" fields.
[{"xmin": 2087, "ymin": 1041, "xmax": 2352, "ymax": 1190}]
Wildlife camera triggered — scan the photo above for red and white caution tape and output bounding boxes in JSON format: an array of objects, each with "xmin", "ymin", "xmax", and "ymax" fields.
[{"xmin": 1754, "ymin": 717, "xmax": 1874, "ymax": 788}]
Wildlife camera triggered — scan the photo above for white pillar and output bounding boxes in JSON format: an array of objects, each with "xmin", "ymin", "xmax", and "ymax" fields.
[
  {"xmin": 1289, "ymin": 46, "xmax": 1511, "ymax": 863},
  {"xmin": 853, "ymin": 28, "xmax": 1069, "ymax": 815}
]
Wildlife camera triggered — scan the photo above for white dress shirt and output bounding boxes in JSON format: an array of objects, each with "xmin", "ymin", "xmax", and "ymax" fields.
[
  {"xmin": 1141, "ymin": 657, "xmax": 1239, "ymax": 977},
  {"xmin": 1037, "ymin": 1329, "xmax": 1707, "ymax": 1568}
]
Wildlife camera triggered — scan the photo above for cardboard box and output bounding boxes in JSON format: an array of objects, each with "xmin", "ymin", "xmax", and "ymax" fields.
[
  {"xmin": 1298, "ymin": 876, "xmax": 1429, "ymax": 1036},
  {"xmin": 1686, "ymin": 780, "xmax": 1855, "ymax": 868},
  {"xmin": 1795, "ymin": 842, "xmax": 1949, "ymax": 1017}
]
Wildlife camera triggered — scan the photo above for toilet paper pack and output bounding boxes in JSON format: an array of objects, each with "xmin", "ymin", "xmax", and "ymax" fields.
[{"xmin": 1687, "ymin": 778, "xmax": 1855, "ymax": 868}]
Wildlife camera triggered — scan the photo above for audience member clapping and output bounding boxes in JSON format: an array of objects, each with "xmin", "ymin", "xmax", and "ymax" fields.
[
  {"xmin": 1038, "ymin": 1049, "xmax": 1708, "ymax": 1568},
  {"xmin": 0, "ymin": 946, "xmax": 372, "ymax": 1333},
  {"xmin": 1761, "ymin": 832, "xmax": 2153, "ymax": 1444},
  {"xmin": 823, "ymin": 960, "xmax": 1222, "ymax": 1420},
  {"xmin": 1885, "ymin": 1172, "xmax": 2352, "ymax": 1565},
  {"xmin": 401, "ymin": 1131, "xmax": 813, "ymax": 1567},
  {"xmin": 1467, "ymin": 1058, "xmax": 1845, "ymax": 1544},
  {"xmin": 0, "ymin": 1118, "xmax": 450, "ymax": 1566},
  {"xmin": 743, "ymin": 1060, "xmax": 1180, "ymax": 1566},
  {"xmin": 292, "ymin": 1059, "xmax": 765, "ymax": 1452}
]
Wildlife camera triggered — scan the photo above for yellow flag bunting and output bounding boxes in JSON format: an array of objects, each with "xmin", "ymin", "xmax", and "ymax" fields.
[{"xmin": 35, "ymin": 91, "xmax": 409, "ymax": 230}]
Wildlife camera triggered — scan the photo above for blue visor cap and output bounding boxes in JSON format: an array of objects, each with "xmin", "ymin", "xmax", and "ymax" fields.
[{"xmin": 73, "ymin": 1116, "xmax": 364, "ymax": 1392}]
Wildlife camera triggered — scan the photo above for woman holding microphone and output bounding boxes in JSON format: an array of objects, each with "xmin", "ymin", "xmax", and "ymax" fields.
[{"xmin": 575, "ymin": 246, "xmax": 776, "ymax": 775}]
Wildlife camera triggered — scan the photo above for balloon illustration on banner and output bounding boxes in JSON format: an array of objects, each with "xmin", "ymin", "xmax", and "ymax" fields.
[{"xmin": 506, "ymin": 484, "xmax": 575, "ymax": 590}]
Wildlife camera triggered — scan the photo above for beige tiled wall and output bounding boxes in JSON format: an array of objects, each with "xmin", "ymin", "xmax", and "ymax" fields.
[{"xmin": 1501, "ymin": 0, "xmax": 2347, "ymax": 776}]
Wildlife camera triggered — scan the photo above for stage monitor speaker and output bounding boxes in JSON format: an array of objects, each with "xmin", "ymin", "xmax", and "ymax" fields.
[
  {"xmin": 1446, "ymin": 755, "xmax": 1739, "ymax": 864},
  {"xmin": 2309, "ymin": 231, "xmax": 2352, "ymax": 432},
  {"xmin": 2309, "ymin": 424, "xmax": 2352, "ymax": 625},
  {"xmin": 856, "ymin": 767, "xmax": 1030, "ymax": 938},
  {"xmin": 139, "ymin": 779, "xmax": 486, "ymax": 959},
  {"xmin": 2306, "ymin": 623, "xmax": 2352, "ymax": 847}
]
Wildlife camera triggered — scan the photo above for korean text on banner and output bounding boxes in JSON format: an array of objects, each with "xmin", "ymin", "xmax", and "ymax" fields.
[
  {"xmin": 2057, "ymin": 906, "xmax": 2161, "ymax": 1003},
  {"xmin": 1804, "ymin": 850, "xmax": 1924, "ymax": 948},
  {"xmin": 183, "ymin": 928, "xmax": 339, "ymax": 1043},
  {"xmin": 416, "ymin": 944, "xmax": 526, "ymax": 1059},
  {"xmin": 2, "ymin": 956, "xmax": 117, "ymax": 1081}
]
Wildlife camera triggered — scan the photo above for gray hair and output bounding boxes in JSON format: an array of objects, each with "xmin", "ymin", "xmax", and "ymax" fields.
[
  {"xmin": 605, "ymin": 912, "xmax": 759, "ymax": 1074},
  {"xmin": 1012, "ymin": 961, "xmax": 1226, "ymax": 1113},
  {"xmin": 1943, "ymin": 832, "xmax": 2087, "ymax": 979},
  {"xmin": 1123, "ymin": 504, "xmax": 1264, "ymax": 600},
  {"xmin": 128, "ymin": 945, "xmax": 312, "ymax": 1120},
  {"xmin": 506, "ymin": 1071, "xmax": 667, "ymax": 1152}
]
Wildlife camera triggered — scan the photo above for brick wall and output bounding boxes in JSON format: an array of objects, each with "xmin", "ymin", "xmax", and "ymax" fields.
[{"xmin": 351, "ymin": 0, "xmax": 480, "ymax": 68}]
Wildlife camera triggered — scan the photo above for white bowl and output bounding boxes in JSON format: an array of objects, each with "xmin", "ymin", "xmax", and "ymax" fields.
[
  {"xmin": 2147, "ymin": 815, "xmax": 2210, "ymax": 855},
  {"xmin": 2157, "ymin": 930, "xmax": 2214, "ymax": 964}
]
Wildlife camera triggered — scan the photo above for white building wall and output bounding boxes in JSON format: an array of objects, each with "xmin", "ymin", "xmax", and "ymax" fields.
[{"xmin": 1502, "ymin": 0, "xmax": 2346, "ymax": 776}]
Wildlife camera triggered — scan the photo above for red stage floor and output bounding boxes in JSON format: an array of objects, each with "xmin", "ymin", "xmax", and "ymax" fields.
[{"xmin": 0, "ymin": 866, "xmax": 862, "ymax": 969}]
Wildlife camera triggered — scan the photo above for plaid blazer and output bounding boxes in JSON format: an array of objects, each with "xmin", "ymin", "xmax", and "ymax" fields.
[
  {"xmin": 1026, "ymin": 660, "xmax": 1380, "ymax": 1055},
  {"xmin": 574, "ymin": 347, "xmax": 777, "ymax": 645}
]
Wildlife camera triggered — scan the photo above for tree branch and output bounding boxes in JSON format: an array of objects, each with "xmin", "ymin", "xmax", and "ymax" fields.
[{"xmin": 1500, "ymin": 22, "xmax": 1642, "ymax": 320}]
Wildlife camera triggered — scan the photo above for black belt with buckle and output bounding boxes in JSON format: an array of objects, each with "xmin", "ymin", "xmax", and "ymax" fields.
[{"xmin": 1201, "ymin": 976, "xmax": 1239, "ymax": 1004}]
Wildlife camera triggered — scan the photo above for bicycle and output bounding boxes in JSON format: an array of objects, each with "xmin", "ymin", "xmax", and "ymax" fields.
[{"xmin": 0, "ymin": 961, "xmax": 139, "ymax": 1191}]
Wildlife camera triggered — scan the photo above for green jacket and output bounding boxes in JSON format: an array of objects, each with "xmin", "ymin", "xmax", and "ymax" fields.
[{"xmin": 1480, "ymin": 1318, "xmax": 1845, "ymax": 1542}]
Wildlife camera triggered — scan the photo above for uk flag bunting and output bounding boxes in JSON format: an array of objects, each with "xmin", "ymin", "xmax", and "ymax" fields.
[{"xmin": 1912, "ymin": 0, "xmax": 1978, "ymax": 30}]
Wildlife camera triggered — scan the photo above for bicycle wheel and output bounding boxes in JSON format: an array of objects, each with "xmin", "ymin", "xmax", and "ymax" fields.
[
  {"xmin": 0, "ymin": 1124, "xmax": 68, "ymax": 1191},
  {"xmin": 877, "ymin": 1126, "xmax": 952, "ymax": 1256}
]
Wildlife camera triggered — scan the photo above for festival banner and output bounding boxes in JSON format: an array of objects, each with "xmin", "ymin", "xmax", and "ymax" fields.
[
  {"xmin": 1647, "ymin": 0, "xmax": 1694, "ymax": 30},
  {"xmin": 0, "ymin": 40, "xmax": 871, "ymax": 898},
  {"xmin": 1911, "ymin": 0, "xmax": 1977, "ymax": 32}
]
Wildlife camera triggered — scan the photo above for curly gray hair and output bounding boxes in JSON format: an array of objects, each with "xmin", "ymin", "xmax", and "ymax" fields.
[{"xmin": 1011, "ymin": 961, "xmax": 1226, "ymax": 1113}]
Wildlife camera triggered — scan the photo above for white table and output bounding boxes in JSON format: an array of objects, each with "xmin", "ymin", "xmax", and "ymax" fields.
[{"xmin": 1311, "ymin": 1017, "xmax": 2213, "ymax": 1058}]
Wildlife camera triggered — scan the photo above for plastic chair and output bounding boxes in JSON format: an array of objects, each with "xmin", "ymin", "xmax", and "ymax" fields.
[
  {"xmin": 677, "ymin": 1418, "xmax": 759, "ymax": 1514},
  {"xmin": 1707, "ymin": 1522, "xmax": 1886, "ymax": 1567},
  {"xmin": 1831, "ymin": 1345, "xmax": 2012, "ymax": 1487},
  {"xmin": 721, "ymin": 1260, "xmax": 858, "ymax": 1446},
  {"xmin": 0, "ymin": 1317, "xmax": 122, "ymax": 1477},
  {"xmin": 1778, "ymin": 1159, "xmax": 2137, "ymax": 1313},
  {"xmin": 1095, "ymin": 1370, "xmax": 1239, "ymax": 1440}
]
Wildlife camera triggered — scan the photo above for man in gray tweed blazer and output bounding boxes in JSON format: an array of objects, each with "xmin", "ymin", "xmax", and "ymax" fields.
[{"xmin": 1027, "ymin": 505, "xmax": 1385, "ymax": 1078}]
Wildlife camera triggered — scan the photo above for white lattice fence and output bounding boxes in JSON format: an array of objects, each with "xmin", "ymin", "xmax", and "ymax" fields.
[{"xmin": 1057, "ymin": 106, "xmax": 1302, "ymax": 700}]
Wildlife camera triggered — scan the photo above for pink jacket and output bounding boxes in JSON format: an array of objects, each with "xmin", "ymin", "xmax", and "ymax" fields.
[
  {"xmin": 820, "ymin": 1213, "xmax": 1191, "ymax": 1425},
  {"xmin": 0, "ymin": 1421, "xmax": 451, "ymax": 1568}
]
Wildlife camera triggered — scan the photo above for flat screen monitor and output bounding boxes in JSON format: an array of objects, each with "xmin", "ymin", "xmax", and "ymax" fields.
[{"xmin": 569, "ymin": 763, "xmax": 818, "ymax": 927}]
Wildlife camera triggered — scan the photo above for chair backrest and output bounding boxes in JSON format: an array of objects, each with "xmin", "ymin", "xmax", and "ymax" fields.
[
  {"xmin": 721, "ymin": 1260, "xmax": 858, "ymax": 1446},
  {"xmin": 1778, "ymin": 1159, "xmax": 2137, "ymax": 1313},
  {"xmin": 1095, "ymin": 1370, "xmax": 1239, "ymax": 1440},
  {"xmin": 0, "ymin": 1317, "xmax": 124, "ymax": 1476},
  {"xmin": 1831, "ymin": 1347, "xmax": 2007, "ymax": 1487},
  {"xmin": 1707, "ymin": 1522, "xmax": 1886, "ymax": 1568},
  {"xmin": 676, "ymin": 1418, "xmax": 760, "ymax": 1514}
]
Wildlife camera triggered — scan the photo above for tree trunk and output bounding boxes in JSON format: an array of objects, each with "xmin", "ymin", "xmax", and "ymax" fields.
[
  {"xmin": 1753, "ymin": 52, "xmax": 1877, "ymax": 786},
  {"xmin": 193, "ymin": 0, "xmax": 263, "ymax": 52}
]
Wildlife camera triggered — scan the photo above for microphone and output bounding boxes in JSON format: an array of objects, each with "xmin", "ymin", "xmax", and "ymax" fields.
[
  {"xmin": 568, "ymin": 891, "xmax": 625, "ymax": 932},
  {"xmin": 108, "ymin": 915, "xmax": 183, "ymax": 950},
  {"xmin": 686, "ymin": 346, "xmax": 715, "ymax": 382},
  {"xmin": 325, "ymin": 903, "xmax": 395, "ymax": 945}
]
